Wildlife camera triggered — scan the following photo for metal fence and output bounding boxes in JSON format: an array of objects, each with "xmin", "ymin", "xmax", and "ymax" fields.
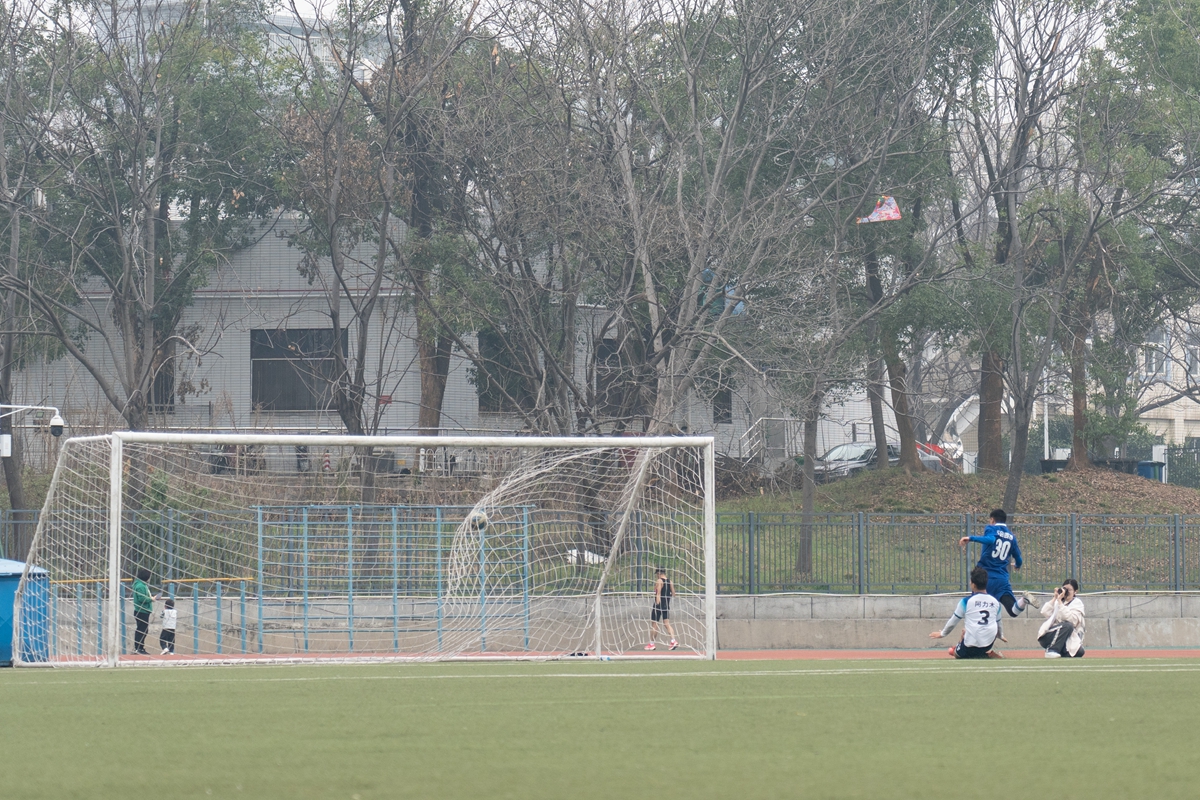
[
  {"xmin": 716, "ymin": 512, "xmax": 1200, "ymax": 594},
  {"xmin": 0, "ymin": 511, "xmax": 36, "ymax": 564},
  {"xmin": 4, "ymin": 508, "xmax": 1199, "ymax": 595}
]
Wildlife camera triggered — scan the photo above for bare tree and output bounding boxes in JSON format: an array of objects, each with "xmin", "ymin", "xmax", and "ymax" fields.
[
  {"xmin": 0, "ymin": 0, "xmax": 275, "ymax": 432},
  {"xmin": 941, "ymin": 0, "xmax": 1200, "ymax": 507}
]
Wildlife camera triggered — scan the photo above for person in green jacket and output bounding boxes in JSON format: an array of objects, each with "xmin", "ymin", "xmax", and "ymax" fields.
[{"xmin": 132, "ymin": 567, "xmax": 155, "ymax": 655}]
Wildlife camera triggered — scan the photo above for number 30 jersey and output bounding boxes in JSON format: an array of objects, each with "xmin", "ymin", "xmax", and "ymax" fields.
[
  {"xmin": 941, "ymin": 593, "xmax": 1002, "ymax": 647},
  {"xmin": 969, "ymin": 523, "xmax": 1023, "ymax": 574}
]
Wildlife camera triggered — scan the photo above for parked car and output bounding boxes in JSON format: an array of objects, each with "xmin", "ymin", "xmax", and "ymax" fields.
[{"xmin": 812, "ymin": 442, "xmax": 942, "ymax": 482}]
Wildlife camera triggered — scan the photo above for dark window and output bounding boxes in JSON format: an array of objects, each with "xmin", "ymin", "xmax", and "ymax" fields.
[
  {"xmin": 251, "ymin": 328, "xmax": 346, "ymax": 411},
  {"xmin": 149, "ymin": 344, "xmax": 175, "ymax": 412},
  {"xmin": 475, "ymin": 328, "xmax": 535, "ymax": 413},
  {"xmin": 596, "ymin": 338, "xmax": 625, "ymax": 419},
  {"xmin": 713, "ymin": 388, "xmax": 733, "ymax": 425}
]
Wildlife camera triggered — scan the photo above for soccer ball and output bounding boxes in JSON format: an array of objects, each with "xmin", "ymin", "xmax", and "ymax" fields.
[{"xmin": 467, "ymin": 510, "xmax": 488, "ymax": 532}]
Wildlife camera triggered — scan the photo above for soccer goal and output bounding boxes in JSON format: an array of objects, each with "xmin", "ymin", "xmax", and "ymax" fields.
[{"xmin": 12, "ymin": 432, "xmax": 715, "ymax": 666}]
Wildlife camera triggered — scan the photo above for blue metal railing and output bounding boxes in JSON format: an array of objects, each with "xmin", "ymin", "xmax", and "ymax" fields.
[
  {"xmin": 715, "ymin": 512, "xmax": 1200, "ymax": 594},
  {"xmin": 11, "ymin": 507, "xmax": 1200, "ymax": 611}
]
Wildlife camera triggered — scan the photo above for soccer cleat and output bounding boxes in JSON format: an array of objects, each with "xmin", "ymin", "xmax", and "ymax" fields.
[
  {"xmin": 668, "ymin": 639, "xmax": 678, "ymax": 650},
  {"xmin": 1044, "ymin": 650, "xmax": 1061, "ymax": 659},
  {"xmin": 644, "ymin": 643, "xmax": 656, "ymax": 651},
  {"xmin": 947, "ymin": 646, "xmax": 956, "ymax": 658},
  {"xmin": 1022, "ymin": 592, "xmax": 1041, "ymax": 609},
  {"xmin": 987, "ymin": 649, "xmax": 1004, "ymax": 659}
]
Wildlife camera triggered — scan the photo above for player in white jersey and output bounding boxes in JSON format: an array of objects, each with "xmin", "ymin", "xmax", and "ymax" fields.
[{"xmin": 929, "ymin": 567, "xmax": 1004, "ymax": 659}]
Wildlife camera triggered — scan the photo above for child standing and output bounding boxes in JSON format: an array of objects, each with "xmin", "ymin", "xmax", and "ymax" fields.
[
  {"xmin": 159, "ymin": 598, "xmax": 177, "ymax": 655},
  {"xmin": 644, "ymin": 568, "xmax": 678, "ymax": 651}
]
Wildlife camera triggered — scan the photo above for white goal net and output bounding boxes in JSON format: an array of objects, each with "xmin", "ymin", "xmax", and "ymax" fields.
[{"xmin": 12, "ymin": 433, "xmax": 715, "ymax": 666}]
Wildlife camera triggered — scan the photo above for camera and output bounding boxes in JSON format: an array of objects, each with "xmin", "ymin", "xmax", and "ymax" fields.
[{"xmin": 49, "ymin": 413, "xmax": 65, "ymax": 437}]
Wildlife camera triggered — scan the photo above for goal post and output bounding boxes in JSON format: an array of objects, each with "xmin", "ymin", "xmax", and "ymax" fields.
[{"xmin": 13, "ymin": 432, "xmax": 716, "ymax": 666}]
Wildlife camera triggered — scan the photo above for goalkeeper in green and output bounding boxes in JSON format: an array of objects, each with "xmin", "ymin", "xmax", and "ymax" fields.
[{"xmin": 131, "ymin": 567, "xmax": 155, "ymax": 655}]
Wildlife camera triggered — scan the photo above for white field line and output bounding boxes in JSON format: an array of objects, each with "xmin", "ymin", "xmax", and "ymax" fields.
[{"xmin": 7, "ymin": 661, "xmax": 1200, "ymax": 686}]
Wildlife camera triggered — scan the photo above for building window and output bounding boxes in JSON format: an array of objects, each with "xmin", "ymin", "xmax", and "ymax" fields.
[
  {"xmin": 595, "ymin": 338, "xmax": 629, "ymax": 420},
  {"xmin": 149, "ymin": 342, "xmax": 175, "ymax": 412},
  {"xmin": 713, "ymin": 388, "xmax": 733, "ymax": 425},
  {"xmin": 251, "ymin": 328, "xmax": 346, "ymax": 411},
  {"xmin": 1143, "ymin": 329, "xmax": 1169, "ymax": 380},
  {"xmin": 474, "ymin": 328, "xmax": 534, "ymax": 413}
]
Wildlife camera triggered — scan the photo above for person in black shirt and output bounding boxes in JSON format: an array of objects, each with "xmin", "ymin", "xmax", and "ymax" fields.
[{"xmin": 644, "ymin": 568, "xmax": 678, "ymax": 651}]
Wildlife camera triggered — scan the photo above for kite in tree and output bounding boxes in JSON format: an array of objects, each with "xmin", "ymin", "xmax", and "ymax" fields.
[{"xmin": 856, "ymin": 195, "xmax": 902, "ymax": 224}]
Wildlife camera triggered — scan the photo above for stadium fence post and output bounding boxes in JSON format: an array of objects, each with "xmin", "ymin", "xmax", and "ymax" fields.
[
  {"xmin": 748, "ymin": 512, "xmax": 756, "ymax": 595},
  {"xmin": 192, "ymin": 584, "xmax": 198, "ymax": 653},
  {"xmin": 119, "ymin": 582, "xmax": 128, "ymax": 653},
  {"xmin": 347, "ymin": 506, "xmax": 354, "ymax": 653},
  {"xmin": 479, "ymin": 511, "xmax": 487, "ymax": 653},
  {"xmin": 523, "ymin": 506, "xmax": 531, "ymax": 651},
  {"xmin": 257, "ymin": 507, "xmax": 264, "ymax": 653},
  {"xmin": 1069, "ymin": 513, "xmax": 1078, "ymax": 582},
  {"xmin": 216, "ymin": 580, "xmax": 222, "ymax": 654},
  {"xmin": 705, "ymin": 440, "xmax": 717, "ymax": 660},
  {"xmin": 51, "ymin": 589, "xmax": 57, "ymax": 660},
  {"xmin": 1172, "ymin": 515, "xmax": 1182, "ymax": 591},
  {"xmin": 856, "ymin": 512, "xmax": 865, "ymax": 594},
  {"xmin": 105, "ymin": 434, "xmax": 122, "ymax": 666},
  {"xmin": 240, "ymin": 580, "xmax": 247, "ymax": 653},
  {"xmin": 436, "ymin": 506, "xmax": 443, "ymax": 652},
  {"xmin": 392, "ymin": 507, "xmax": 399, "ymax": 652},
  {"xmin": 961, "ymin": 515, "xmax": 971, "ymax": 593},
  {"xmin": 75, "ymin": 584, "xmax": 82, "ymax": 656},
  {"xmin": 302, "ymin": 506, "xmax": 309, "ymax": 652}
]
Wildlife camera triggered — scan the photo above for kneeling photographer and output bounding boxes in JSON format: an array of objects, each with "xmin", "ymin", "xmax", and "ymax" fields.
[{"xmin": 1037, "ymin": 579, "xmax": 1084, "ymax": 658}]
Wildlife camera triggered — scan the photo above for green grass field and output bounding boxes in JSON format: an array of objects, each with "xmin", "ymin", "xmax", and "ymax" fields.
[{"xmin": 3, "ymin": 658, "xmax": 1198, "ymax": 799}]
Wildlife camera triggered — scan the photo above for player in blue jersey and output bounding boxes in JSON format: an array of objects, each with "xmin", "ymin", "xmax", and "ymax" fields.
[
  {"xmin": 958, "ymin": 508, "xmax": 1032, "ymax": 618},
  {"xmin": 929, "ymin": 567, "xmax": 1004, "ymax": 658}
]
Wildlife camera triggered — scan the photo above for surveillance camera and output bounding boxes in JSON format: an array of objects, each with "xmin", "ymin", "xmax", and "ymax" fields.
[{"xmin": 49, "ymin": 413, "xmax": 64, "ymax": 437}]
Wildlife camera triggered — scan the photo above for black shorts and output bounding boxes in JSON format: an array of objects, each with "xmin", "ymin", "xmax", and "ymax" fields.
[
  {"xmin": 953, "ymin": 641, "xmax": 995, "ymax": 659},
  {"xmin": 650, "ymin": 605, "xmax": 669, "ymax": 622}
]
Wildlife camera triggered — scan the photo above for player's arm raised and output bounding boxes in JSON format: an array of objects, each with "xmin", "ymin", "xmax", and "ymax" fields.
[{"xmin": 961, "ymin": 532, "xmax": 996, "ymax": 549}]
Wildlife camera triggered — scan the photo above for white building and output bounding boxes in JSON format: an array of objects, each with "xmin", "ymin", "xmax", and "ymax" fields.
[{"xmin": 13, "ymin": 218, "xmax": 766, "ymax": 465}]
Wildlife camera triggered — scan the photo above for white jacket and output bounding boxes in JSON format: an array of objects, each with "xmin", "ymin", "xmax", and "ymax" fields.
[{"xmin": 1038, "ymin": 596, "xmax": 1085, "ymax": 656}]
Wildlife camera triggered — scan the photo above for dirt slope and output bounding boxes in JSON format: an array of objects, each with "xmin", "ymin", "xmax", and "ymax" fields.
[{"xmin": 724, "ymin": 467, "xmax": 1200, "ymax": 515}]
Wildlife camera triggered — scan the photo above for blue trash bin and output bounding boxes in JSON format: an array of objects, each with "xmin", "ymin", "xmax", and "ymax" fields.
[
  {"xmin": 0, "ymin": 558, "xmax": 49, "ymax": 665},
  {"xmin": 1136, "ymin": 461, "xmax": 1165, "ymax": 482}
]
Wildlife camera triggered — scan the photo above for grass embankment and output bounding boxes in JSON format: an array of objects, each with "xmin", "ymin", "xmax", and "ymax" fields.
[
  {"xmin": 721, "ymin": 467, "xmax": 1200, "ymax": 515},
  {"xmin": 2, "ymin": 659, "xmax": 1198, "ymax": 799}
]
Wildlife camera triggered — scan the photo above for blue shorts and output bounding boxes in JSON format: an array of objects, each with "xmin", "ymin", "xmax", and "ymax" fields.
[{"xmin": 984, "ymin": 573, "xmax": 1014, "ymax": 603}]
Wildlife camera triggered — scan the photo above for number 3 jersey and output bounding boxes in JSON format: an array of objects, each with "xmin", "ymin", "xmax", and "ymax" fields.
[{"xmin": 940, "ymin": 593, "xmax": 1002, "ymax": 647}]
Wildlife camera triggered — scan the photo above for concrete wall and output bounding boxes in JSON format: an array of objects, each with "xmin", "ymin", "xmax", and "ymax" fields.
[{"xmin": 716, "ymin": 593, "xmax": 1200, "ymax": 650}]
